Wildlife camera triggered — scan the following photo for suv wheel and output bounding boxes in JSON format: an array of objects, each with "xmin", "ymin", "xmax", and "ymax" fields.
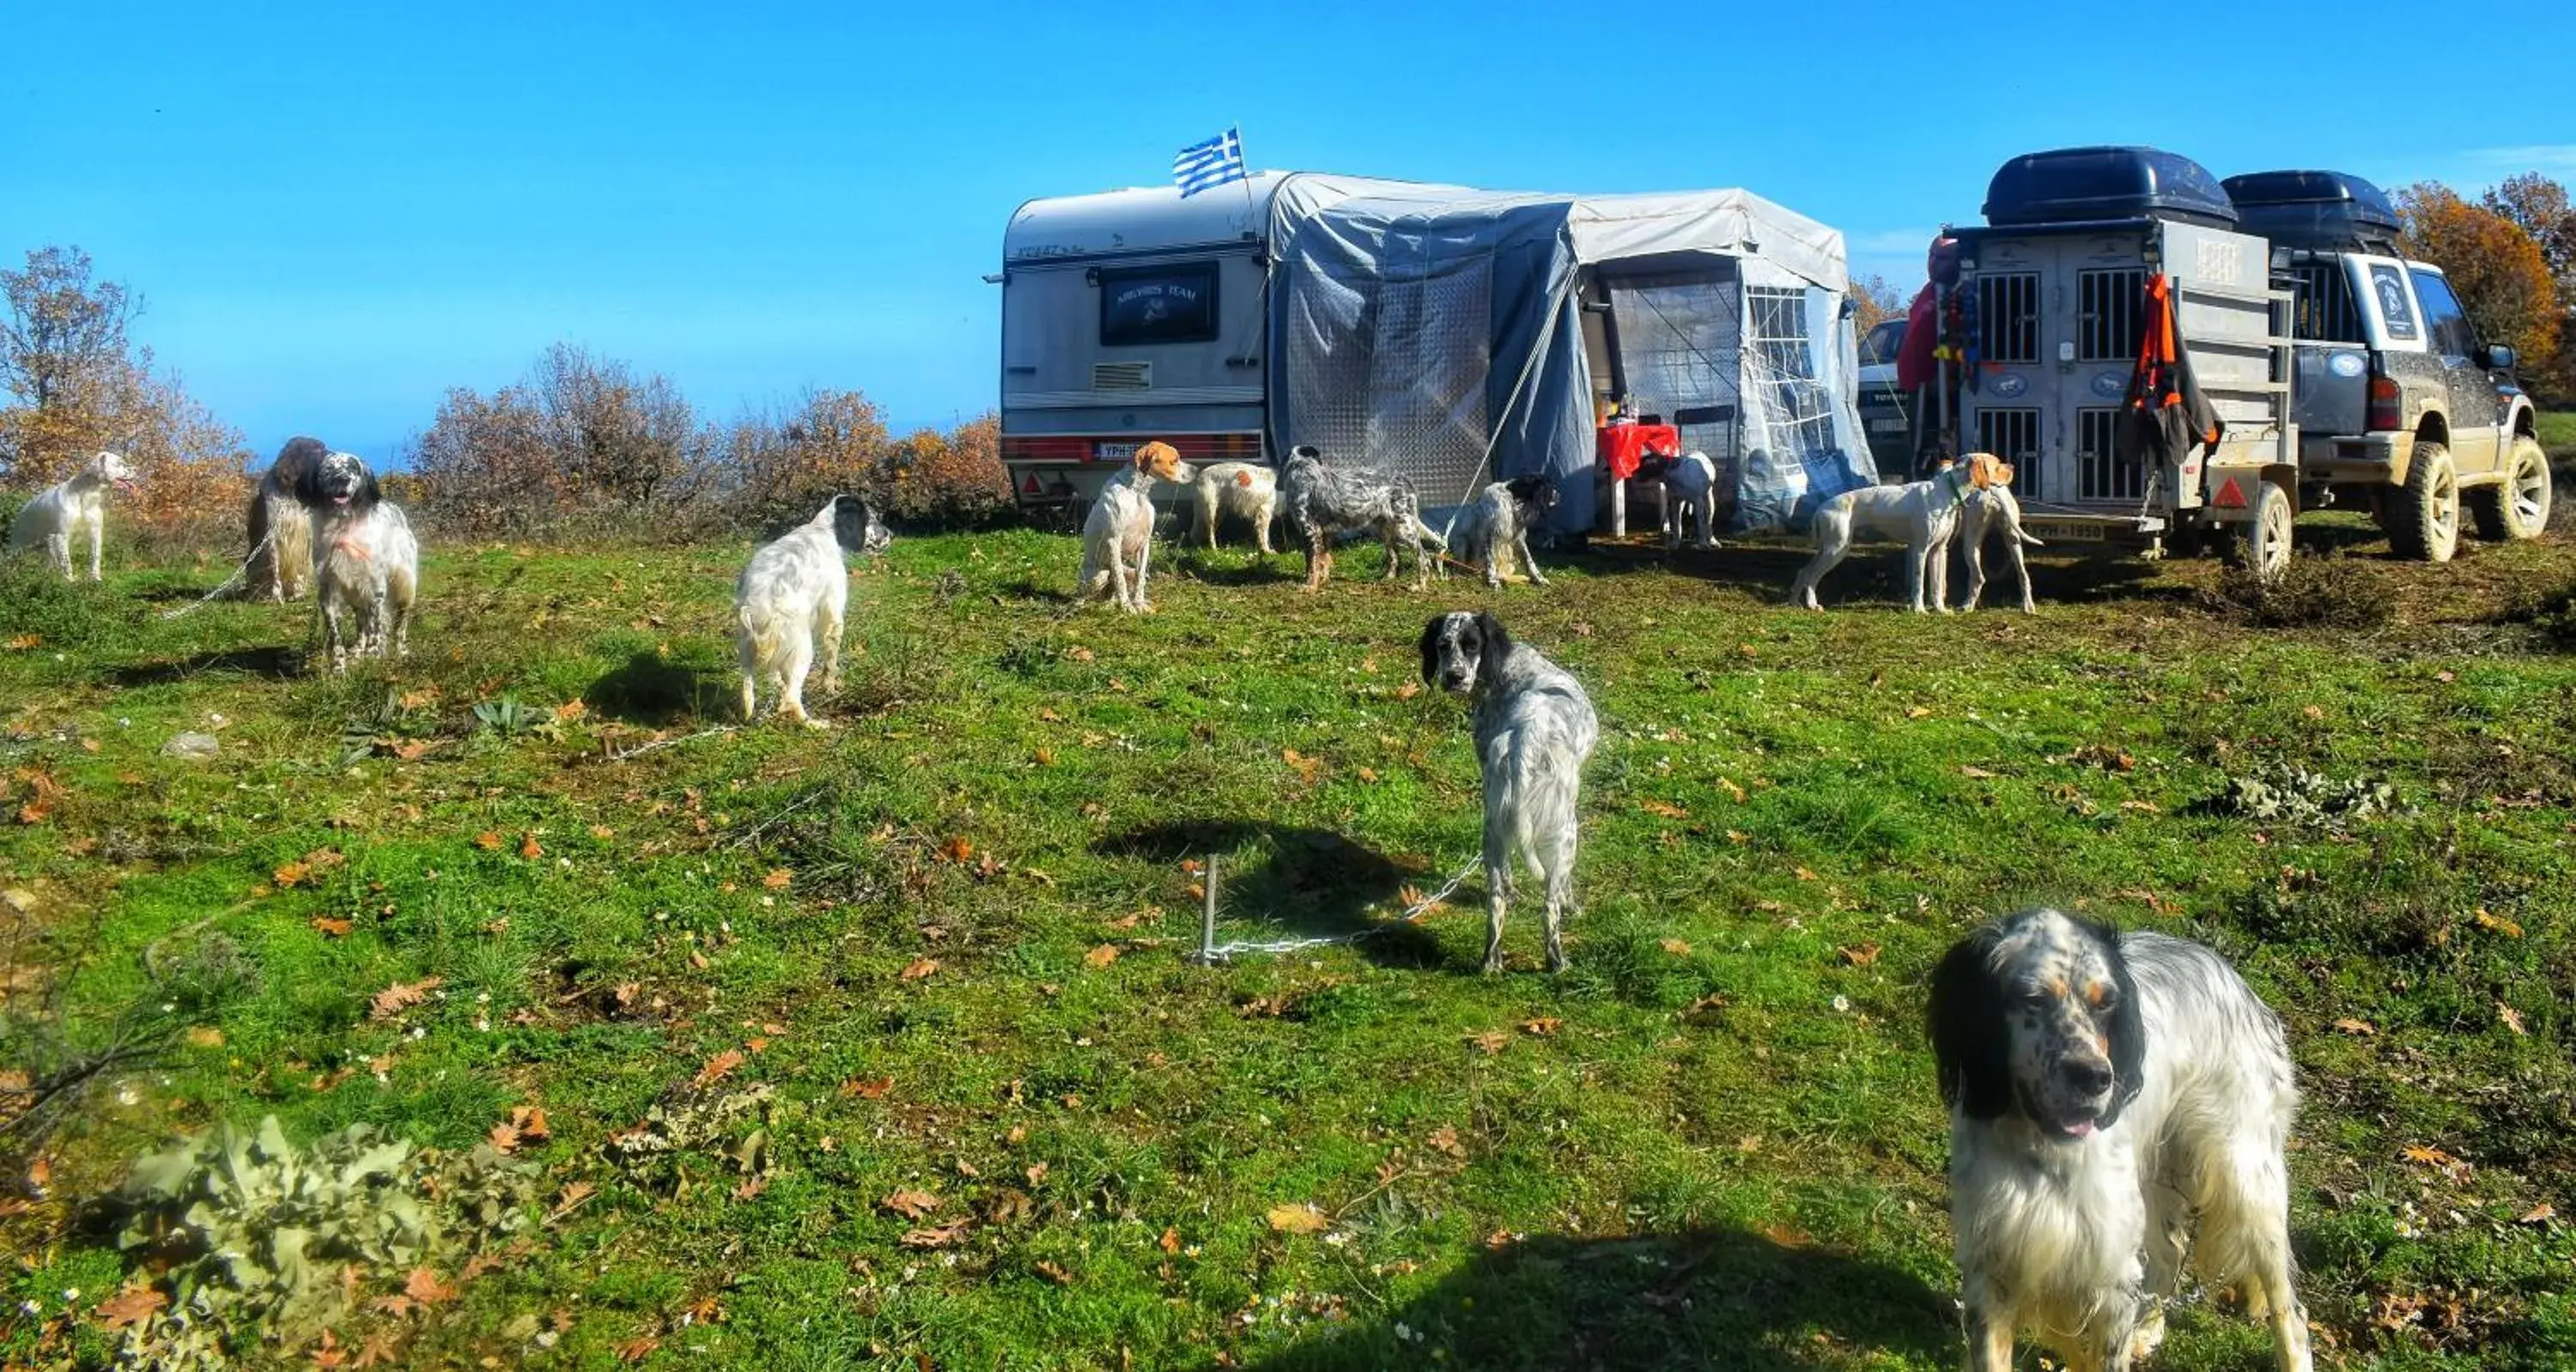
[
  {"xmin": 2389, "ymin": 441, "xmax": 2460, "ymax": 562},
  {"xmin": 2468, "ymin": 436, "xmax": 2554, "ymax": 540}
]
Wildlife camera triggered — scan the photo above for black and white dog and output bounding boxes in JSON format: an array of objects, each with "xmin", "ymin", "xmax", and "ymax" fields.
[
  {"xmin": 1279, "ymin": 445, "xmax": 1440, "ymax": 591},
  {"xmin": 297, "ymin": 451, "xmax": 419, "ymax": 671},
  {"xmin": 736, "ymin": 494, "xmax": 891, "ymax": 726},
  {"xmin": 1929, "ymin": 908, "xmax": 2312, "ymax": 1372},
  {"xmin": 246, "ymin": 435, "xmax": 327, "ymax": 602},
  {"xmin": 1418, "ymin": 611, "xmax": 1599, "ymax": 974},
  {"xmin": 1444, "ymin": 475, "xmax": 1558, "ymax": 590}
]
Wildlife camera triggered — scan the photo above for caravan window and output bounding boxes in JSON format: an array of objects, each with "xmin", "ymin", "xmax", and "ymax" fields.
[{"xmin": 1098, "ymin": 262, "xmax": 1220, "ymax": 347}]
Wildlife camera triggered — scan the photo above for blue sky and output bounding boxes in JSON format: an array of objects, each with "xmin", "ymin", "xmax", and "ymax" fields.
[{"xmin": 13, "ymin": 1, "xmax": 2573, "ymax": 465}]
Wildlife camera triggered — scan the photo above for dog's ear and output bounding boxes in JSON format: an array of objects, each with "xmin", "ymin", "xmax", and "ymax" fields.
[
  {"xmin": 1472, "ymin": 611, "xmax": 1511, "ymax": 690},
  {"xmin": 293, "ymin": 456, "xmax": 325, "ymax": 505},
  {"xmin": 2096, "ymin": 926, "xmax": 2148, "ymax": 1128},
  {"xmin": 357, "ymin": 464, "xmax": 381, "ymax": 507},
  {"xmin": 1417, "ymin": 616, "xmax": 1446, "ymax": 686},
  {"xmin": 1929, "ymin": 925, "xmax": 2014, "ymax": 1121}
]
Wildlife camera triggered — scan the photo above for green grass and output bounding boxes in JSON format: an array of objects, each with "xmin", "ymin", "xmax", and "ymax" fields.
[{"xmin": 3, "ymin": 513, "xmax": 2575, "ymax": 1370}]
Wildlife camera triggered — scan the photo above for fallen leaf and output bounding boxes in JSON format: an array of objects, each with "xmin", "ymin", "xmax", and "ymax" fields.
[
  {"xmin": 762, "ymin": 869, "xmax": 793, "ymax": 890},
  {"xmin": 1639, "ymin": 799, "xmax": 1688, "ymax": 819},
  {"xmin": 1716, "ymin": 777, "xmax": 1747, "ymax": 802},
  {"xmin": 519, "ymin": 833, "xmax": 544, "ymax": 860},
  {"xmin": 901, "ymin": 1221, "xmax": 971, "ymax": 1248},
  {"xmin": 1034, "ymin": 1260, "xmax": 1073, "ymax": 1285},
  {"xmin": 841, "ymin": 1076, "xmax": 895, "ymax": 1099},
  {"xmin": 2301, "ymin": 704, "xmax": 2324, "ymax": 719},
  {"xmin": 882, "ymin": 1187, "xmax": 942, "ymax": 1219},
  {"xmin": 1519, "ymin": 1017, "xmax": 1561, "ymax": 1036},
  {"xmin": 513, "ymin": 1105, "xmax": 550, "ymax": 1139},
  {"xmin": 474, "ymin": 831, "xmax": 502, "ymax": 851},
  {"xmin": 311, "ymin": 917, "xmax": 354, "ymax": 938},
  {"xmin": 404, "ymin": 1267, "xmax": 456, "ymax": 1306},
  {"xmin": 187, "ymin": 1026, "xmax": 225, "ymax": 1047},
  {"xmin": 1084, "ymin": 944, "xmax": 1121, "ymax": 969},
  {"xmin": 555, "ymin": 699, "xmax": 587, "ymax": 722},
  {"xmin": 313, "ymin": 1326, "xmax": 347, "ymax": 1368},
  {"xmin": 939, "ymin": 836, "xmax": 973, "ymax": 865},
  {"xmin": 1396, "ymin": 680, "xmax": 1421, "ymax": 701},
  {"xmin": 616, "ymin": 1336, "xmax": 661, "ymax": 1363},
  {"xmin": 488, "ymin": 1122, "xmax": 521, "ymax": 1154},
  {"xmin": 899, "ymin": 957, "xmax": 939, "ymax": 982},
  {"xmin": 1024, "ymin": 1162, "xmax": 1049, "ymax": 1186},
  {"xmin": 548, "ymin": 1181, "xmax": 596, "ymax": 1222},
  {"xmin": 2119, "ymin": 799, "xmax": 2162, "ymax": 814},
  {"xmin": 95, "ymin": 1284, "xmax": 167, "ymax": 1329},
  {"xmin": 1905, "ymin": 706, "xmax": 1932, "ymax": 719},
  {"xmin": 2400, "ymin": 1144, "xmax": 2458, "ymax": 1168},
  {"xmin": 1033, "ymin": 747, "xmax": 1055, "ymax": 767},
  {"xmin": 1427, "ymin": 1126, "xmax": 1467, "ymax": 1158},
  {"xmin": 1266, "ymin": 1203, "xmax": 1329, "ymax": 1235},
  {"xmin": 2473, "ymin": 908, "xmax": 2524, "ymax": 938},
  {"xmin": 1659, "ymin": 938, "xmax": 1692, "ymax": 956},
  {"xmin": 2331, "ymin": 1017, "xmax": 2377, "ymax": 1036},
  {"xmin": 3, "ymin": 634, "xmax": 38, "ymax": 651},
  {"xmin": 1794, "ymin": 866, "xmax": 1820, "ymax": 882},
  {"xmin": 368, "ymin": 977, "xmax": 445, "ymax": 1021},
  {"xmin": 1838, "ymin": 943, "xmax": 1881, "ymax": 967},
  {"xmin": 2518, "ymin": 1203, "xmax": 2555, "ymax": 1224},
  {"xmin": 353, "ymin": 1333, "xmax": 401, "ymax": 1369},
  {"xmin": 79, "ymin": 737, "xmax": 100, "ymax": 754},
  {"xmin": 1468, "ymin": 1031, "xmax": 1508, "ymax": 1055},
  {"xmin": 692, "ymin": 1049, "xmax": 745, "ymax": 1089},
  {"xmin": 734, "ymin": 1175, "xmax": 769, "ymax": 1200},
  {"xmin": 1160, "ymin": 1225, "xmax": 1182, "ymax": 1255},
  {"xmin": 2499, "ymin": 1003, "xmax": 2527, "ymax": 1036},
  {"xmin": 274, "ymin": 861, "xmax": 313, "ymax": 888},
  {"xmin": 1960, "ymin": 765, "xmax": 1996, "ymax": 779}
]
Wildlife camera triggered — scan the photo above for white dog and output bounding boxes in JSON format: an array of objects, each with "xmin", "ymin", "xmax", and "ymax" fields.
[
  {"xmin": 1079, "ymin": 440, "xmax": 1193, "ymax": 613},
  {"xmin": 1931, "ymin": 908, "xmax": 2312, "ymax": 1372},
  {"xmin": 1651, "ymin": 449, "xmax": 1719, "ymax": 550},
  {"xmin": 1444, "ymin": 475, "xmax": 1558, "ymax": 589},
  {"xmin": 299, "ymin": 452, "xmax": 419, "ymax": 671},
  {"xmin": 8, "ymin": 451, "xmax": 138, "ymax": 581},
  {"xmin": 1419, "ymin": 610, "xmax": 1599, "ymax": 974},
  {"xmin": 1789, "ymin": 452, "xmax": 2013, "ymax": 612},
  {"xmin": 1955, "ymin": 483, "xmax": 2044, "ymax": 614},
  {"xmin": 736, "ymin": 495, "xmax": 891, "ymax": 727},
  {"xmin": 1190, "ymin": 460, "xmax": 1278, "ymax": 555}
]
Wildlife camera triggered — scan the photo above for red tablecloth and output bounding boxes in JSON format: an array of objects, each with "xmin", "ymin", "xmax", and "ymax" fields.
[{"xmin": 1597, "ymin": 423, "xmax": 1682, "ymax": 481}]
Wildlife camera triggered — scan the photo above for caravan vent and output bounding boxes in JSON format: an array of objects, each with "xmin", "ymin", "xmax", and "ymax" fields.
[{"xmin": 1092, "ymin": 361, "xmax": 1152, "ymax": 392}]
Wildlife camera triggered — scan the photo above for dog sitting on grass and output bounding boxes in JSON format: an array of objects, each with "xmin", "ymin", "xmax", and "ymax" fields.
[
  {"xmin": 735, "ymin": 495, "xmax": 891, "ymax": 726},
  {"xmin": 1079, "ymin": 440, "xmax": 1194, "ymax": 613}
]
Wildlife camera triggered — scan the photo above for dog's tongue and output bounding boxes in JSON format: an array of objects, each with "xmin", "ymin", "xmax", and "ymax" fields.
[{"xmin": 2057, "ymin": 1119, "xmax": 2098, "ymax": 1139}]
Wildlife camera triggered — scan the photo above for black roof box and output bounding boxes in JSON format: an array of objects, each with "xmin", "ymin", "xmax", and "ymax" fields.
[
  {"xmin": 2221, "ymin": 170, "xmax": 2402, "ymax": 252},
  {"xmin": 1982, "ymin": 146, "xmax": 2238, "ymax": 230}
]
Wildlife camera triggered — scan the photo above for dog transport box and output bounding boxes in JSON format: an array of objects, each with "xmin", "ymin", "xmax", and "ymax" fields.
[
  {"xmin": 998, "ymin": 173, "xmax": 1875, "ymax": 535},
  {"xmin": 1948, "ymin": 146, "xmax": 2297, "ymax": 564}
]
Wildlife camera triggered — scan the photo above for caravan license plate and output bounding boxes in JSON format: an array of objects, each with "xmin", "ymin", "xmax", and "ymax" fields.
[{"xmin": 1094, "ymin": 442, "xmax": 1137, "ymax": 464}]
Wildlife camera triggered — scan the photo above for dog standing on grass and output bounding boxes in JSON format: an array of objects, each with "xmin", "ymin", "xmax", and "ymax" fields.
[
  {"xmin": 246, "ymin": 435, "xmax": 327, "ymax": 601},
  {"xmin": 1189, "ymin": 460, "xmax": 1278, "ymax": 555},
  {"xmin": 1955, "ymin": 479, "xmax": 2044, "ymax": 614},
  {"xmin": 1280, "ymin": 445, "xmax": 1440, "ymax": 592},
  {"xmin": 1419, "ymin": 610, "xmax": 1598, "ymax": 974},
  {"xmin": 736, "ymin": 494, "xmax": 891, "ymax": 727},
  {"xmin": 1079, "ymin": 440, "xmax": 1194, "ymax": 613},
  {"xmin": 1929, "ymin": 908, "xmax": 2312, "ymax": 1372},
  {"xmin": 8, "ymin": 450, "xmax": 139, "ymax": 581},
  {"xmin": 1445, "ymin": 474, "xmax": 1559, "ymax": 589},
  {"xmin": 1789, "ymin": 452, "xmax": 2014, "ymax": 612},
  {"xmin": 300, "ymin": 451, "xmax": 419, "ymax": 671}
]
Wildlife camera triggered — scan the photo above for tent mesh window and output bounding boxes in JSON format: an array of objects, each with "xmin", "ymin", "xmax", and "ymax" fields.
[
  {"xmin": 1285, "ymin": 253, "xmax": 1494, "ymax": 504},
  {"xmin": 1745, "ymin": 287, "xmax": 1838, "ymax": 463},
  {"xmin": 2078, "ymin": 269, "xmax": 2146, "ymax": 361},
  {"xmin": 1607, "ymin": 274, "xmax": 1742, "ymax": 479},
  {"xmin": 1977, "ymin": 272, "xmax": 2042, "ymax": 363},
  {"xmin": 2076, "ymin": 406, "xmax": 2142, "ymax": 501}
]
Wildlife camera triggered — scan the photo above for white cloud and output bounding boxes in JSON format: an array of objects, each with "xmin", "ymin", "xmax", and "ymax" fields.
[{"xmin": 2461, "ymin": 145, "xmax": 2576, "ymax": 175}]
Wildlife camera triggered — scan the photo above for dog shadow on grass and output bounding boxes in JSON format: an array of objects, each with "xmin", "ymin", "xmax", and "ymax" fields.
[
  {"xmin": 1096, "ymin": 819, "xmax": 1447, "ymax": 968},
  {"xmin": 106, "ymin": 645, "xmax": 304, "ymax": 687},
  {"xmin": 1247, "ymin": 1225, "xmax": 1954, "ymax": 1371},
  {"xmin": 586, "ymin": 651, "xmax": 734, "ymax": 726}
]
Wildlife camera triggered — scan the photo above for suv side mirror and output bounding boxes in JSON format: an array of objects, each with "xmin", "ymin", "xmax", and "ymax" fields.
[{"xmin": 2486, "ymin": 343, "xmax": 2518, "ymax": 371}]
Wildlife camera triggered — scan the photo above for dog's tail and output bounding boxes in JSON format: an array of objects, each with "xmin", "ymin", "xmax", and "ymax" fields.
[
  {"xmin": 736, "ymin": 580, "xmax": 799, "ymax": 678},
  {"xmin": 2016, "ymin": 529, "xmax": 2045, "ymax": 547}
]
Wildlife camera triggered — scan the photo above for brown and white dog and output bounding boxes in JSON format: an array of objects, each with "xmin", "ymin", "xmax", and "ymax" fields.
[
  {"xmin": 1079, "ymin": 440, "xmax": 1194, "ymax": 613},
  {"xmin": 8, "ymin": 451, "xmax": 139, "ymax": 581},
  {"xmin": 1790, "ymin": 452, "xmax": 2014, "ymax": 612},
  {"xmin": 1190, "ymin": 460, "xmax": 1278, "ymax": 555}
]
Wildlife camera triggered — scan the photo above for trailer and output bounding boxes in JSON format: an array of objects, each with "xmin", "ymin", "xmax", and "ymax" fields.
[
  {"xmin": 1946, "ymin": 148, "xmax": 2299, "ymax": 570},
  {"xmin": 995, "ymin": 172, "xmax": 1876, "ymax": 535}
]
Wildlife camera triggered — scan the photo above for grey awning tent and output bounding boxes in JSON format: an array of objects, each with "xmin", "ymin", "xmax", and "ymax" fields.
[{"xmin": 1263, "ymin": 174, "xmax": 1875, "ymax": 533}]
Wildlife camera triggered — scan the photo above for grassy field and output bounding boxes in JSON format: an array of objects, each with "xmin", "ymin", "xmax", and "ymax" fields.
[{"xmin": 3, "ymin": 452, "xmax": 2575, "ymax": 1369}]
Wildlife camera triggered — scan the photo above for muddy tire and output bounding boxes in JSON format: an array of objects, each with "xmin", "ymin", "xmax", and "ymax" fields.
[
  {"xmin": 2467, "ymin": 436, "xmax": 2553, "ymax": 541},
  {"xmin": 2388, "ymin": 441, "xmax": 2460, "ymax": 562}
]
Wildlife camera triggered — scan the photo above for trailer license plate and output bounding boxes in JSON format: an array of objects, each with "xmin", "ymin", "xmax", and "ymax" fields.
[
  {"xmin": 1094, "ymin": 442, "xmax": 1136, "ymax": 464},
  {"xmin": 2028, "ymin": 520, "xmax": 2106, "ymax": 542},
  {"xmin": 1868, "ymin": 418, "xmax": 1906, "ymax": 434}
]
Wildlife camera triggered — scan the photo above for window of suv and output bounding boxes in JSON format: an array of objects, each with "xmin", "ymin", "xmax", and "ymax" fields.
[
  {"xmin": 2408, "ymin": 270, "xmax": 2478, "ymax": 359},
  {"xmin": 2369, "ymin": 264, "xmax": 2419, "ymax": 343}
]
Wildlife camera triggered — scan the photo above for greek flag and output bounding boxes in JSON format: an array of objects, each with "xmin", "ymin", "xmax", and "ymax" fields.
[{"xmin": 1173, "ymin": 127, "xmax": 1248, "ymax": 197}]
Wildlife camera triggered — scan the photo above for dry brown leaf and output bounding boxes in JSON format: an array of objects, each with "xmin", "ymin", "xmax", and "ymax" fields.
[
  {"xmin": 513, "ymin": 1105, "xmax": 550, "ymax": 1139},
  {"xmin": 1266, "ymin": 1203, "xmax": 1329, "ymax": 1234},
  {"xmin": 312, "ymin": 1326, "xmax": 347, "ymax": 1369},
  {"xmin": 352, "ymin": 1332, "xmax": 402, "ymax": 1369},
  {"xmin": 488, "ymin": 1122, "xmax": 521, "ymax": 1154},
  {"xmin": 311, "ymin": 917, "xmax": 353, "ymax": 938},
  {"xmin": 1659, "ymin": 938, "xmax": 1692, "ymax": 956},
  {"xmin": 2400, "ymin": 1144, "xmax": 2457, "ymax": 1168},
  {"xmin": 389, "ymin": 740, "xmax": 432, "ymax": 762},
  {"xmin": 554, "ymin": 699, "xmax": 587, "ymax": 722},
  {"xmin": 2499, "ymin": 1003, "xmax": 2528, "ymax": 1036},
  {"xmin": 1905, "ymin": 706, "xmax": 1932, "ymax": 719},
  {"xmin": 3, "ymin": 634, "xmax": 38, "ymax": 650},
  {"xmin": 1024, "ymin": 1161, "xmax": 1049, "ymax": 1186},
  {"xmin": 762, "ymin": 869, "xmax": 793, "ymax": 890},
  {"xmin": 1838, "ymin": 943, "xmax": 1881, "ymax": 967},
  {"xmin": 95, "ymin": 1284, "xmax": 167, "ymax": 1330},
  {"xmin": 901, "ymin": 1220, "xmax": 971, "ymax": 1248},
  {"xmin": 1159, "ymin": 1225, "xmax": 1182, "ymax": 1255},
  {"xmin": 1396, "ymin": 679, "xmax": 1421, "ymax": 701},
  {"xmin": 899, "ymin": 957, "xmax": 939, "ymax": 982},
  {"xmin": 1716, "ymin": 777, "xmax": 1747, "ymax": 802},
  {"xmin": 186, "ymin": 1026, "xmax": 225, "ymax": 1047},
  {"xmin": 939, "ymin": 836, "xmax": 974, "ymax": 865},
  {"xmin": 841, "ymin": 1076, "xmax": 895, "ymax": 1099},
  {"xmin": 403, "ymin": 1267, "xmax": 455, "ymax": 1306},
  {"xmin": 1960, "ymin": 765, "xmax": 1996, "ymax": 779},
  {"xmin": 2518, "ymin": 1202, "xmax": 2555, "ymax": 1224},
  {"xmin": 548, "ymin": 1181, "xmax": 596, "ymax": 1222},
  {"xmin": 882, "ymin": 1187, "xmax": 942, "ymax": 1220},
  {"xmin": 1469, "ymin": 1030, "xmax": 1508, "ymax": 1055},
  {"xmin": 2474, "ymin": 908, "xmax": 2525, "ymax": 938},
  {"xmin": 368, "ymin": 977, "xmax": 444, "ymax": 1022},
  {"xmin": 1793, "ymin": 866, "xmax": 1819, "ymax": 882},
  {"xmin": 274, "ymin": 861, "xmax": 313, "ymax": 888},
  {"xmin": 2119, "ymin": 799, "xmax": 2162, "ymax": 815},
  {"xmin": 1519, "ymin": 1017, "xmax": 1561, "ymax": 1036},
  {"xmin": 693, "ymin": 1049, "xmax": 746, "ymax": 1089},
  {"xmin": 1639, "ymin": 798, "xmax": 1688, "ymax": 819},
  {"xmin": 1427, "ymin": 1126, "xmax": 1467, "ymax": 1158},
  {"xmin": 1084, "ymin": 944, "xmax": 1121, "ymax": 969},
  {"xmin": 474, "ymin": 831, "xmax": 502, "ymax": 851},
  {"xmin": 616, "ymin": 1336, "xmax": 661, "ymax": 1363},
  {"xmin": 2331, "ymin": 1017, "xmax": 2377, "ymax": 1036},
  {"xmin": 519, "ymin": 833, "xmax": 544, "ymax": 860}
]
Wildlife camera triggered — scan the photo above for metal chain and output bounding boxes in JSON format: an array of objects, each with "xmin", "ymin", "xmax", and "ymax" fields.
[
  {"xmin": 1198, "ymin": 853, "xmax": 1482, "ymax": 960},
  {"xmin": 157, "ymin": 530, "xmax": 275, "ymax": 620}
]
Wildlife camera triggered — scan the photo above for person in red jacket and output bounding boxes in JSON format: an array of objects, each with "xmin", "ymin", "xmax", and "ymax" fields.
[{"xmin": 1896, "ymin": 235, "xmax": 1961, "ymax": 475}]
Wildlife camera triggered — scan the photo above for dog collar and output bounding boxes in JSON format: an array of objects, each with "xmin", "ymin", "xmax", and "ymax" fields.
[{"xmin": 1942, "ymin": 468, "xmax": 1971, "ymax": 510}]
